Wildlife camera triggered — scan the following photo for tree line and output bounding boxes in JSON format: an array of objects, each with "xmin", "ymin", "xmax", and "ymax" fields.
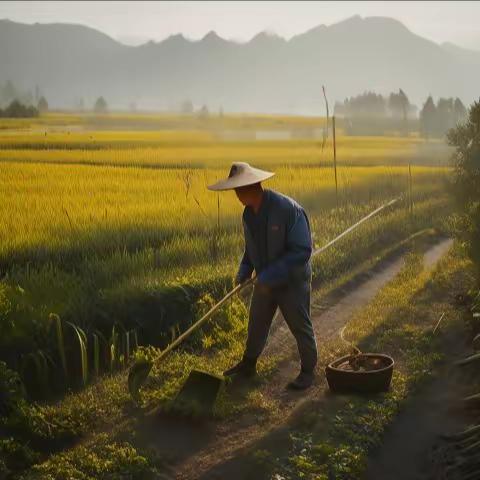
[
  {"xmin": 0, "ymin": 100, "xmax": 39, "ymax": 118},
  {"xmin": 0, "ymin": 80, "xmax": 113, "ymax": 115},
  {"xmin": 420, "ymin": 96, "xmax": 467, "ymax": 139},
  {"xmin": 334, "ymin": 90, "xmax": 468, "ymax": 138}
]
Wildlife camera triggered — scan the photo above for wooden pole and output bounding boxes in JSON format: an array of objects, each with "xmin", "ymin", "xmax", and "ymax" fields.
[
  {"xmin": 333, "ymin": 115, "xmax": 338, "ymax": 207},
  {"xmin": 322, "ymin": 85, "xmax": 329, "ymax": 153},
  {"xmin": 408, "ymin": 162, "xmax": 413, "ymax": 217}
]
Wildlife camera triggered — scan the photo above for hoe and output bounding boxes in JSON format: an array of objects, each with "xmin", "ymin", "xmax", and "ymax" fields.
[{"xmin": 128, "ymin": 276, "xmax": 256, "ymax": 416}]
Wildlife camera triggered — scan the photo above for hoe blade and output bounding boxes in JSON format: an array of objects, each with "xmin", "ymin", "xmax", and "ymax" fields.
[{"xmin": 171, "ymin": 369, "xmax": 224, "ymax": 417}]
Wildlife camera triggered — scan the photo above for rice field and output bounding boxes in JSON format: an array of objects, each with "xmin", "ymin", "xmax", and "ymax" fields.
[{"xmin": 0, "ymin": 112, "xmax": 453, "ymax": 395}]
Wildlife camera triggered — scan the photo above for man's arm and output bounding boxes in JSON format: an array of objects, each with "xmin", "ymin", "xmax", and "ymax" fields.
[
  {"xmin": 236, "ymin": 246, "xmax": 254, "ymax": 284},
  {"xmin": 257, "ymin": 207, "xmax": 312, "ymax": 286}
]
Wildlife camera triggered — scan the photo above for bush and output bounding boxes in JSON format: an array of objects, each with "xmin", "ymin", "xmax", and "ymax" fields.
[
  {"xmin": 447, "ymin": 99, "xmax": 480, "ymax": 280},
  {"xmin": 94, "ymin": 96, "xmax": 108, "ymax": 114},
  {"xmin": 0, "ymin": 100, "xmax": 38, "ymax": 118},
  {"xmin": 20, "ymin": 433, "xmax": 158, "ymax": 480},
  {"xmin": 0, "ymin": 361, "xmax": 26, "ymax": 419}
]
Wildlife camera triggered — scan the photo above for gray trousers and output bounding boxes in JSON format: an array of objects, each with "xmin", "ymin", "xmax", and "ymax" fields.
[{"xmin": 244, "ymin": 280, "xmax": 318, "ymax": 372}]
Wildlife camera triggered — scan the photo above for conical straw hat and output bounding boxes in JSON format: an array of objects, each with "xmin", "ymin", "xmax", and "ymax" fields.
[{"xmin": 207, "ymin": 162, "xmax": 275, "ymax": 191}]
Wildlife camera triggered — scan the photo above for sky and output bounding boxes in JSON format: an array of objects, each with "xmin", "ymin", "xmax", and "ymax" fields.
[{"xmin": 1, "ymin": 1, "xmax": 479, "ymax": 50}]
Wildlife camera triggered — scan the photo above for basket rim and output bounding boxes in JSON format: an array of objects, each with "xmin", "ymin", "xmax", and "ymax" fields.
[{"xmin": 326, "ymin": 353, "xmax": 394, "ymax": 374}]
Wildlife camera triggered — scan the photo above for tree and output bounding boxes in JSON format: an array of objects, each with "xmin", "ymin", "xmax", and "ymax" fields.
[
  {"xmin": 343, "ymin": 91, "xmax": 386, "ymax": 118},
  {"xmin": 0, "ymin": 100, "xmax": 38, "ymax": 118},
  {"xmin": 94, "ymin": 96, "xmax": 108, "ymax": 114},
  {"xmin": 453, "ymin": 98, "xmax": 467, "ymax": 125},
  {"xmin": 37, "ymin": 96, "xmax": 48, "ymax": 113},
  {"xmin": 1, "ymin": 81, "xmax": 17, "ymax": 105},
  {"xmin": 420, "ymin": 96, "xmax": 437, "ymax": 139},
  {"xmin": 436, "ymin": 97, "xmax": 455, "ymax": 135},
  {"xmin": 447, "ymin": 99, "xmax": 480, "ymax": 279},
  {"xmin": 399, "ymin": 89, "xmax": 409, "ymax": 119},
  {"xmin": 198, "ymin": 104, "xmax": 209, "ymax": 119},
  {"xmin": 388, "ymin": 91, "xmax": 403, "ymax": 118},
  {"xmin": 388, "ymin": 89, "xmax": 410, "ymax": 135}
]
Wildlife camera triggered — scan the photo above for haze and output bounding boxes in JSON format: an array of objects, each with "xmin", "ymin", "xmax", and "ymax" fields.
[{"xmin": 1, "ymin": 1, "xmax": 480, "ymax": 50}]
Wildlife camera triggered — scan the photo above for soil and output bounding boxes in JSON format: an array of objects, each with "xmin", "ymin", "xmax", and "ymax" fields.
[
  {"xmin": 131, "ymin": 238, "xmax": 454, "ymax": 480},
  {"xmin": 365, "ymin": 318, "xmax": 470, "ymax": 480}
]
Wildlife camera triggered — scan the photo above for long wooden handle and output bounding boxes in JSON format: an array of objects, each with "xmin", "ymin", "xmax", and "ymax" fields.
[
  {"xmin": 155, "ymin": 275, "xmax": 257, "ymax": 363},
  {"xmin": 312, "ymin": 196, "xmax": 401, "ymax": 257}
]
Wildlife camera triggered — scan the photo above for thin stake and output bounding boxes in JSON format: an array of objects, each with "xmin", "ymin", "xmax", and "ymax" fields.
[
  {"xmin": 322, "ymin": 85, "xmax": 329, "ymax": 153},
  {"xmin": 332, "ymin": 115, "xmax": 338, "ymax": 208},
  {"xmin": 408, "ymin": 162, "xmax": 413, "ymax": 217}
]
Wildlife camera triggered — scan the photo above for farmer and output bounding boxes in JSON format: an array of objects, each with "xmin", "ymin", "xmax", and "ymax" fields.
[{"xmin": 208, "ymin": 162, "xmax": 318, "ymax": 390}]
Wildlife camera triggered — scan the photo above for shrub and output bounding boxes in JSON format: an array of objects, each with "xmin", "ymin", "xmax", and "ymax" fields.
[
  {"xmin": 0, "ymin": 361, "xmax": 26, "ymax": 419},
  {"xmin": 447, "ymin": 99, "xmax": 480, "ymax": 280},
  {"xmin": 20, "ymin": 433, "xmax": 158, "ymax": 480}
]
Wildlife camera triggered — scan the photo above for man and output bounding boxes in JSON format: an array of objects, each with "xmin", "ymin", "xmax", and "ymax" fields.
[{"xmin": 208, "ymin": 162, "xmax": 318, "ymax": 390}]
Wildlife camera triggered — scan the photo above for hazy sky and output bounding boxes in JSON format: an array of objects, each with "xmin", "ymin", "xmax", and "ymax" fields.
[{"xmin": 1, "ymin": 1, "xmax": 479, "ymax": 49}]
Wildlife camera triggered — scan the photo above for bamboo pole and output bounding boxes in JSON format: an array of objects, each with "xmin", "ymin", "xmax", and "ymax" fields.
[{"xmin": 333, "ymin": 115, "xmax": 338, "ymax": 207}]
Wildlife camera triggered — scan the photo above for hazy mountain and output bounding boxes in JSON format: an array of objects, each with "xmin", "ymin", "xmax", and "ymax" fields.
[{"xmin": 0, "ymin": 16, "xmax": 478, "ymax": 114}]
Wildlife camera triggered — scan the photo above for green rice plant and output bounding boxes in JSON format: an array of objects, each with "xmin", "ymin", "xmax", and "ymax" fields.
[
  {"xmin": 109, "ymin": 325, "xmax": 121, "ymax": 372},
  {"xmin": 66, "ymin": 322, "xmax": 88, "ymax": 386},
  {"xmin": 49, "ymin": 313, "xmax": 67, "ymax": 378},
  {"xmin": 20, "ymin": 350, "xmax": 51, "ymax": 397},
  {"xmin": 92, "ymin": 332, "xmax": 100, "ymax": 378},
  {"xmin": 125, "ymin": 330, "xmax": 137, "ymax": 363}
]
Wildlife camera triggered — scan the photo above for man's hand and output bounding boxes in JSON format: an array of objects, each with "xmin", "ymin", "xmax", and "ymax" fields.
[{"xmin": 235, "ymin": 272, "xmax": 251, "ymax": 286}]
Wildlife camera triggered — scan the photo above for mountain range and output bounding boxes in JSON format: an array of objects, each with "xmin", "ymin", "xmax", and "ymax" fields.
[{"xmin": 1, "ymin": 15, "xmax": 479, "ymax": 114}]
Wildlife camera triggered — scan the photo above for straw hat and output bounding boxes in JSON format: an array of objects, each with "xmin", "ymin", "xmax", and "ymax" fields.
[{"xmin": 207, "ymin": 162, "xmax": 275, "ymax": 191}]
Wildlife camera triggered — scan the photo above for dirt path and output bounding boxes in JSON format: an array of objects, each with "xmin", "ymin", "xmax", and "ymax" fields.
[
  {"xmin": 365, "ymin": 294, "xmax": 469, "ymax": 480},
  {"xmin": 136, "ymin": 238, "xmax": 453, "ymax": 480}
]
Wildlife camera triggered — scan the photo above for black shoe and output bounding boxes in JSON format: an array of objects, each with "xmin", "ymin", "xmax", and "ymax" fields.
[
  {"xmin": 287, "ymin": 369, "xmax": 315, "ymax": 390},
  {"xmin": 223, "ymin": 357, "xmax": 257, "ymax": 378}
]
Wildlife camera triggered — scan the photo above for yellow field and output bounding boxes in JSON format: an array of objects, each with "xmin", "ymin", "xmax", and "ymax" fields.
[{"xmin": 0, "ymin": 112, "xmax": 453, "ymax": 401}]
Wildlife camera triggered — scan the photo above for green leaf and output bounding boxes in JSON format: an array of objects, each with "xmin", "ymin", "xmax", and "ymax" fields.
[
  {"xmin": 50, "ymin": 313, "xmax": 68, "ymax": 378},
  {"xmin": 66, "ymin": 321, "xmax": 88, "ymax": 386}
]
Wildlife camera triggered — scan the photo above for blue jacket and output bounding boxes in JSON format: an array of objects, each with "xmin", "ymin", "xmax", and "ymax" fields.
[{"xmin": 237, "ymin": 189, "xmax": 312, "ymax": 287}]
